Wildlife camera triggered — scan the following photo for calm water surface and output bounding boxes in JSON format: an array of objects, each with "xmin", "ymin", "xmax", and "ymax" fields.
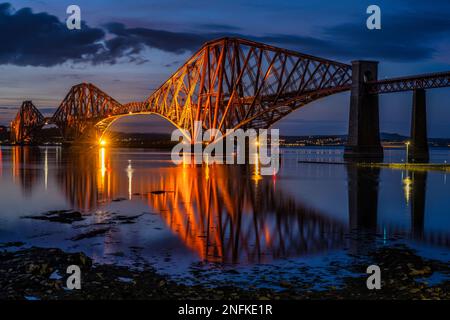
[{"xmin": 0, "ymin": 146, "xmax": 449, "ymax": 289}]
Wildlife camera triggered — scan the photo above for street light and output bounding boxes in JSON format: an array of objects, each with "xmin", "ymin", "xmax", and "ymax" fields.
[{"xmin": 405, "ymin": 141, "xmax": 410, "ymax": 163}]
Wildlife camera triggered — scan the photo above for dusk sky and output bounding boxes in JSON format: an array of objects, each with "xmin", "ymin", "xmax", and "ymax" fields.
[{"xmin": 0, "ymin": 0, "xmax": 449, "ymax": 136}]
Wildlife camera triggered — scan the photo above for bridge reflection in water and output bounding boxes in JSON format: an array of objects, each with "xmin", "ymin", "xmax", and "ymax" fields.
[{"xmin": 4, "ymin": 146, "xmax": 450, "ymax": 263}]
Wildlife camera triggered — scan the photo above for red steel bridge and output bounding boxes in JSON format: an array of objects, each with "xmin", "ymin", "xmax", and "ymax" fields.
[{"xmin": 9, "ymin": 37, "xmax": 450, "ymax": 161}]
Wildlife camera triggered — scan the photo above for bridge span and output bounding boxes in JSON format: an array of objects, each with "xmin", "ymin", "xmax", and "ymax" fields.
[{"xmin": 9, "ymin": 37, "xmax": 450, "ymax": 162}]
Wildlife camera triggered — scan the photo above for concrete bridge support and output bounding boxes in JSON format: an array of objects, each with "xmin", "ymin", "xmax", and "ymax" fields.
[
  {"xmin": 344, "ymin": 61, "xmax": 383, "ymax": 161},
  {"xmin": 409, "ymin": 89, "xmax": 429, "ymax": 163}
]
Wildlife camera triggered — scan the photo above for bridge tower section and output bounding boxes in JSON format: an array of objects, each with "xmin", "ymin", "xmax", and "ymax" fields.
[
  {"xmin": 409, "ymin": 89, "xmax": 429, "ymax": 163},
  {"xmin": 344, "ymin": 61, "xmax": 383, "ymax": 161}
]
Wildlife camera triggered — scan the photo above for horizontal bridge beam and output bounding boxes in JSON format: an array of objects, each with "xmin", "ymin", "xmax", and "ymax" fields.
[{"xmin": 368, "ymin": 71, "xmax": 450, "ymax": 94}]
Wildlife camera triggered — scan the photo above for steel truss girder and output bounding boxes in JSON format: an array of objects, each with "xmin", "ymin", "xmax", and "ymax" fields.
[
  {"xmin": 368, "ymin": 71, "xmax": 450, "ymax": 94},
  {"xmin": 143, "ymin": 37, "xmax": 353, "ymax": 138},
  {"xmin": 10, "ymin": 101, "xmax": 45, "ymax": 143},
  {"xmin": 11, "ymin": 38, "xmax": 450, "ymax": 145},
  {"xmin": 51, "ymin": 83, "xmax": 124, "ymax": 140}
]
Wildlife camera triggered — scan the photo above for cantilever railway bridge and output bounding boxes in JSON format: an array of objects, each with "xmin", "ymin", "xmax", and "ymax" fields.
[{"xmin": 9, "ymin": 37, "xmax": 450, "ymax": 161}]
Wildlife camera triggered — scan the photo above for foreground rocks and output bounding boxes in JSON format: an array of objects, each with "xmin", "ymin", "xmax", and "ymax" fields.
[
  {"xmin": 0, "ymin": 245, "xmax": 448, "ymax": 300},
  {"xmin": 22, "ymin": 210, "xmax": 84, "ymax": 224}
]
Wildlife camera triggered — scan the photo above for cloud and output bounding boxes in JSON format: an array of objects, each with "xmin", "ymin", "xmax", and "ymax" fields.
[
  {"xmin": 103, "ymin": 22, "xmax": 209, "ymax": 54},
  {"xmin": 0, "ymin": 3, "xmax": 106, "ymax": 66},
  {"xmin": 102, "ymin": 23, "xmax": 329, "ymax": 57},
  {"xmin": 0, "ymin": 2, "xmax": 449, "ymax": 67},
  {"xmin": 101, "ymin": 23, "xmax": 337, "ymax": 63},
  {"xmin": 194, "ymin": 23, "xmax": 242, "ymax": 32},
  {"xmin": 318, "ymin": 12, "xmax": 450, "ymax": 62},
  {"xmin": 101, "ymin": 10, "xmax": 450, "ymax": 64}
]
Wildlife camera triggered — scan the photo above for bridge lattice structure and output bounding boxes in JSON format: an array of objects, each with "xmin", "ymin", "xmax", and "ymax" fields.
[{"xmin": 9, "ymin": 37, "xmax": 450, "ymax": 144}]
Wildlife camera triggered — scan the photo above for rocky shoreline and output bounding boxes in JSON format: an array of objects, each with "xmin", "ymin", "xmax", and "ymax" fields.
[{"xmin": 0, "ymin": 244, "xmax": 448, "ymax": 300}]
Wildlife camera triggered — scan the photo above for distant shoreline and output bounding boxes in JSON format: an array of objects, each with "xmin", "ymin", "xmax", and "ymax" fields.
[
  {"xmin": 3, "ymin": 131, "xmax": 450, "ymax": 148},
  {"xmin": 1, "ymin": 143, "xmax": 450, "ymax": 150}
]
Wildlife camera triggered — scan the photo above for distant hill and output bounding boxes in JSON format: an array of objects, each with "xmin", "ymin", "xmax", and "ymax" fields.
[
  {"xmin": 280, "ymin": 132, "xmax": 450, "ymax": 147},
  {"xmin": 106, "ymin": 132, "xmax": 176, "ymax": 149},
  {"xmin": 84, "ymin": 131, "xmax": 450, "ymax": 148},
  {"xmin": 380, "ymin": 132, "xmax": 408, "ymax": 141},
  {"xmin": 108, "ymin": 132, "xmax": 172, "ymax": 140}
]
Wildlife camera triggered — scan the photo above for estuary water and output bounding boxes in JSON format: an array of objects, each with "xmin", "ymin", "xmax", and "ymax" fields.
[{"xmin": 0, "ymin": 146, "xmax": 449, "ymax": 289}]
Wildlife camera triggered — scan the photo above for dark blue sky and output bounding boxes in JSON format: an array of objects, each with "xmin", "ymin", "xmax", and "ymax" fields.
[{"xmin": 0, "ymin": 0, "xmax": 449, "ymax": 136}]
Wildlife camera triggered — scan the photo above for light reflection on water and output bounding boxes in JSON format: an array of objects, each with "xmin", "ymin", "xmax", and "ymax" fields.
[{"xmin": 0, "ymin": 146, "xmax": 449, "ymax": 286}]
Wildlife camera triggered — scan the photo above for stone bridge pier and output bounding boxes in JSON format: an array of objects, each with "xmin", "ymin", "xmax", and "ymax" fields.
[
  {"xmin": 409, "ymin": 89, "xmax": 429, "ymax": 163},
  {"xmin": 344, "ymin": 61, "xmax": 383, "ymax": 161}
]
